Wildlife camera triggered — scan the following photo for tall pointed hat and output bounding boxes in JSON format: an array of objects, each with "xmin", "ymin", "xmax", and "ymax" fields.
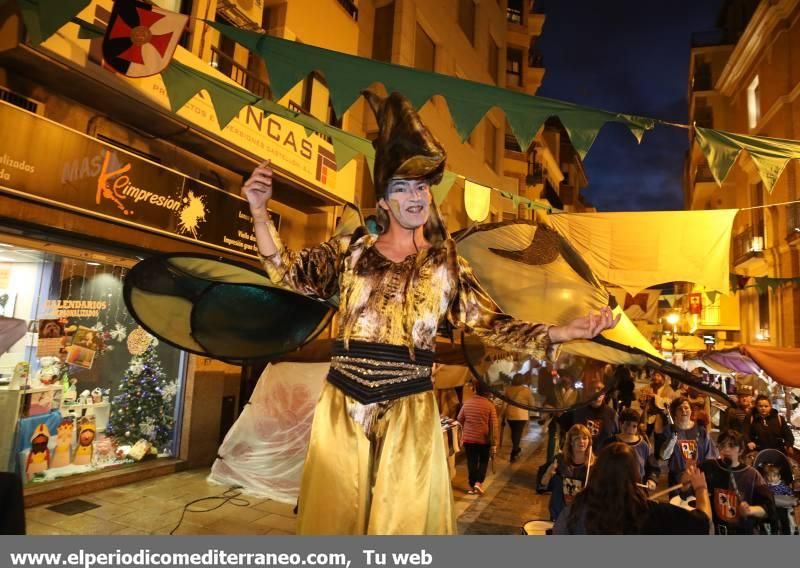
[
  {"xmin": 363, "ymin": 91, "xmax": 449, "ymax": 241},
  {"xmin": 363, "ymin": 91, "xmax": 446, "ymax": 199}
]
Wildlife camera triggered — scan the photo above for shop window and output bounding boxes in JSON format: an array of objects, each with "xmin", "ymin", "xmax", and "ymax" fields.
[
  {"xmin": 415, "ymin": 24, "xmax": 436, "ymax": 73},
  {"xmin": 0, "ymin": 245, "xmax": 185, "ymax": 486}
]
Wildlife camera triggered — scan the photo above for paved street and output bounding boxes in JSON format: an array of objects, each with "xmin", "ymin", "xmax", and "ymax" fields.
[{"xmin": 24, "ymin": 421, "xmax": 550, "ymax": 535}]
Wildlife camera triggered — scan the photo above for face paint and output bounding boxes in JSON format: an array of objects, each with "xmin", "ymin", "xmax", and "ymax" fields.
[{"xmin": 382, "ymin": 178, "xmax": 431, "ymax": 229}]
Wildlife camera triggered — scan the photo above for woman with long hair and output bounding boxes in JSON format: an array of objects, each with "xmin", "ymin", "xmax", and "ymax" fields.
[
  {"xmin": 541, "ymin": 424, "xmax": 594, "ymax": 521},
  {"xmin": 553, "ymin": 442, "xmax": 712, "ymax": 534}
]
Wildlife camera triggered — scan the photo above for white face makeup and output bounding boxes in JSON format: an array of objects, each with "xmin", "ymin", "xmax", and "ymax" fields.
[{"xmin": 380, "ymin": 178, "xmax": 431, "ymax": 229}]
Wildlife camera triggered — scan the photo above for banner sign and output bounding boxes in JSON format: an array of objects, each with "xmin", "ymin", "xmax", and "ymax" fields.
[{"xmin": 0, "ymin": 101, "xmax": 266, "ymax": 259}]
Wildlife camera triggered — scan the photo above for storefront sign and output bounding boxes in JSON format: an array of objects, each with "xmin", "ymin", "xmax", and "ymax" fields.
[
  {"xmin": 39, "ymin": 3, "xmax": 354, "ymax": 203},
  {"xmin": 0, "ymin": 101, "xmax": 261, "ymax": 259}
]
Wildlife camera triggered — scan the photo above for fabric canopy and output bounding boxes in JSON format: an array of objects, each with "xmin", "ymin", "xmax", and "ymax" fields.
[
  {"xmin": 548, "ymin": 209, "xmax": 739, "ymax": 295},
  {"xmin": 705, "ymin": 349, "xmax": 763, "ymax": 376},
  {"xmin": 454, "ymin": 221, "xmax": 660, "ymax": 365},
  {"xmin": 741, "ymin": 345, "xmax": 800, "ymax": 389},
  {"xmin": 660, "ymin": 334, "xmax": 708, "ymax": 353}
]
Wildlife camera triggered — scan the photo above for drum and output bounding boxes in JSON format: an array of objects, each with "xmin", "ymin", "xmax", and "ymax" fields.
[{"xmin": 521, "ymin": 519, "xmax": 553, "ymax": 535}]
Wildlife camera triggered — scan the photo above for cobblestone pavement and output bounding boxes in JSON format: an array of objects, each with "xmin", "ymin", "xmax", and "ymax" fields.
[{"xmin": 454, "ymin": 422, "xmax": 551, "ymax": 535}]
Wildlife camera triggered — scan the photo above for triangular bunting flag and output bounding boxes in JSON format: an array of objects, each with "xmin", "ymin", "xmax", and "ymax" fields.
[
  {"xmin": 17, "ymin": 0, "xmax": 90, "ymax": 46},
  {"xmin": 694, "ymin": 127, "xmax": 742, "ymax": 186},
  {"xmin": 432, "ymin": 171, "xmax": 458, "ymax": 206},
  {"xmin": 162, "ymin": 61, "xmax": 257, "ymax": 130},
  {"xmin": 560, "ymin": 110, "xmax": 609, "ymax": 160},
  {"xmin": 748, "ymin": 152, "xmax": 791, "ymax": 194}
]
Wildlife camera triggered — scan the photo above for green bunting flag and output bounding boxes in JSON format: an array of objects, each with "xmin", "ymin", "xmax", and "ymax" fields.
[
  {"xmin": 432, "ymin": 171, "xmax": 458, "ymax": 206},
  {"xmin": 207, "ymin": 21, "xmax": 655, "ymax": 156},
  {"xmin": 161, "ymin": 61, "xmax": 258, "ymax": 130},
  {"xmin": 16, "ymin": 0, "xmax": 90, "ymax": 45},
  {"xmin": 695, "ymin": 127, "xmax": 797, "ymax": 193}
]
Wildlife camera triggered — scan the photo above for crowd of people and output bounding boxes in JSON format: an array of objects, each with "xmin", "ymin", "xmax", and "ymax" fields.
[{"xmin": 456, "ymin": 366, "xmax": 798, "ymax": 535}]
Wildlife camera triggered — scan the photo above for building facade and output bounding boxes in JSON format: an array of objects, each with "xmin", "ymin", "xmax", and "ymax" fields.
[
  {"xmin": 0, "ymin": 0, "xmax": 588, "ymax": 502},
  {"xmin": 685, "ymin": 0, "xmax": 800, "ymax": 348}
]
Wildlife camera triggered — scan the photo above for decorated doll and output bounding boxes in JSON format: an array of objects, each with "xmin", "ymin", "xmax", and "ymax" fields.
[{"xmin": 26, "ymin": 423, "xmax": 51, "ymax": 480}]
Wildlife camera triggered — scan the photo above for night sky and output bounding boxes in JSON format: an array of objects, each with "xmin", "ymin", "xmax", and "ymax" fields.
[{"xmin": 536, "ymin": 0, "xmax": 724, "ymax": 211}]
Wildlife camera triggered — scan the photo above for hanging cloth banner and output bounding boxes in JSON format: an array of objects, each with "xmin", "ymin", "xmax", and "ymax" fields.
[
  {"xmin": 206, "ymin": 21, "xmax": 655, "ymax": 158},
  {"xmin": 607, "ymin": 287, "xmax": 660, "ymax": 323},
  {"xmin": 695, "ymin": 127, "xmax": 796, "ymax": 193},
  {"xmin": 464, "ymin": 180, "xmax": 491, "ymax": 222},
  {"xmin": 549, "ymin": 209, "xmax": 739, "ymax": 296}
]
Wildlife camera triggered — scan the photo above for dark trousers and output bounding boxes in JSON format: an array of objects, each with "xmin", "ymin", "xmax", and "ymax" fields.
[
  {"xmin": 0, "ymin": 473, "xmax": 26, "ymax": 534},
  {"xmin": 508, "ymin": 420, "xmax": 526, "ymax": 454},
  {"xmin": 464, "ymin": 443, "xmax": 491, "ymax": 487}
]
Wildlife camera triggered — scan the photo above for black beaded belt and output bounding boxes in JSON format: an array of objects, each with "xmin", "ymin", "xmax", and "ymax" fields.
[{"xmin": 327, "ymin": 340, "xmax": 434, "ymax": 404}]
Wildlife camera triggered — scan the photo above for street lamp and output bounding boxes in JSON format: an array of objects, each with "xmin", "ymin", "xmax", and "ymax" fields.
[{"xmin": 665, "ymin": 312, "xmax": 680, "ymax": 358}]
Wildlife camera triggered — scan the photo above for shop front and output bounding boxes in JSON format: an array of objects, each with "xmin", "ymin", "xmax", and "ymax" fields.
[{"xmin": 0, "ymin": 98, "xmax": 266, "ymax": 501}]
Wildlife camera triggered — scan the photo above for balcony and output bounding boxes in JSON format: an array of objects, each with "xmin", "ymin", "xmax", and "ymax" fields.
[
  {"xmin": 732, "ymin": 224, "xmax": 766, "ymax": 267},
  {"xmin": 692, "ymin": 68, "xmax": 712, "ymax": 91},
  {"xmin": 528, "ymin": 47, "xmax": 544, "ymax": 68},
  {"xmin": 525, "ymin": 161, "xmax": 544, "ymax": 186},
  {"xmin": 210, "ymin": 46, "xmax": 271, "ymax": 99},
  {"xmin": 507, "ymin": 5, "xmax": 523, "ymax": 24},
  {"xmin": 504, "ymin": 133, "xmax": 522, "ymax": 153}
]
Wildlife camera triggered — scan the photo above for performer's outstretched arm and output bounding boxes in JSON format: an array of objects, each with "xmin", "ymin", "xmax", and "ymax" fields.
[{"xmin": 448, "ymin": 255, "xmax": 618, "ymax": 359}]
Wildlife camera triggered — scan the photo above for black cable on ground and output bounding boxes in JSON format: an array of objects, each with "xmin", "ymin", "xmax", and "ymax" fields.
[{"xmin": 170, "ymin": 487, "xmax": 250, "ymax": 535}]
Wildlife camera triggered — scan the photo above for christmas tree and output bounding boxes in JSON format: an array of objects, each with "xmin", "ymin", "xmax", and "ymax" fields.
[{"xmin": 107, "ymin": 340, "xmax": 177, "ymax": 453}]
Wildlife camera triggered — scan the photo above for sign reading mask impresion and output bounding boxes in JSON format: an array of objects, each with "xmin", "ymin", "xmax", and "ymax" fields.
[{"xmin": 0, "ymin": 101, "xmax": 266, "ymax": 259}]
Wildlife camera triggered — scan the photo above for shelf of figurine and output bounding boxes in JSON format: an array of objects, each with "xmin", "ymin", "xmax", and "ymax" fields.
[{"xmin": 23, "ymin": 415, "xmax": 126, "ymax": 484}]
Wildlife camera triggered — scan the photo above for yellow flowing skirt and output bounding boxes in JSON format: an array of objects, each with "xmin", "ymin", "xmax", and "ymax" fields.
[{"xmin": 297, "ymin": 382, "xmax": 456, "ymax": 535}]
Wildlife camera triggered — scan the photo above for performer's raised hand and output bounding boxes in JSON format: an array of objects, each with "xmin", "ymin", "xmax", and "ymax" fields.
[
  {"xmin": 242, "ymin": 160, "xmax": 273, "ymax": 217},
  {"xmin": 550, "ymin": 306, "xmax": 620, "ymax": 343}
]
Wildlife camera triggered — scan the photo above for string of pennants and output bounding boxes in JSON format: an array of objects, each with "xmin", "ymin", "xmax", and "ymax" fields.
[
  {"xmin": 658, "ymin": 274, "xmax": 800, "ymax": 309},
  {"xmin": 14, "ymin": 0, "xmax": 800, "ymax": 203}
]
